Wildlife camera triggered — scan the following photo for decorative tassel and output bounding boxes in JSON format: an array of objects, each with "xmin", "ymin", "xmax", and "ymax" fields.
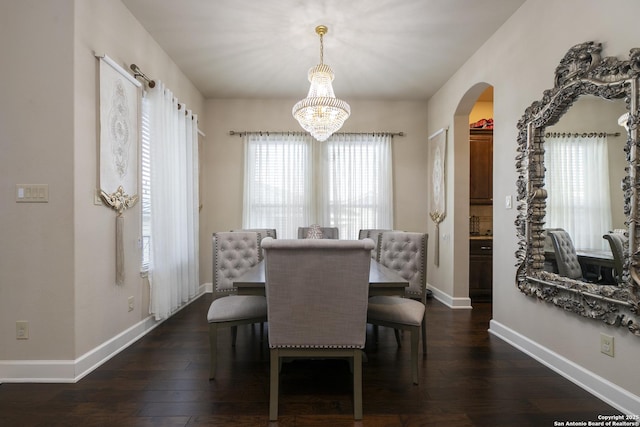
[
  {"xmin": 116, "ymin": 215, "xmax": 124, "ymax": 285},
  {"xmin": 101, "ymin": 185, "xmax": 138, "ymax": 285}
]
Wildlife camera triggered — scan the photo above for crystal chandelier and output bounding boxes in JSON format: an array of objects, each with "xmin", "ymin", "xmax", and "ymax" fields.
[{"xmin": 292, "ymin": 25, "xmax": 350, "ymax": 142}]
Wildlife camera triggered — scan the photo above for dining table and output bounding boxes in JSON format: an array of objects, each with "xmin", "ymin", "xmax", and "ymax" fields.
[{"xmin": 233, "ymin": 259, "xmax": 409, "ymax": 296}]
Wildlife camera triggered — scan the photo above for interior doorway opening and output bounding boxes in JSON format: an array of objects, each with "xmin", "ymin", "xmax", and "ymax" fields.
[{"xmin": 468, "ymin": 86, "xmax": 494, "ymax": 303}]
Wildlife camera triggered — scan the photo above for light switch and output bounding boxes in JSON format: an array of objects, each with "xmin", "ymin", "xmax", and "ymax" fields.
[
  {"xmin": 505, "ymin": 195, "xmax": 512, "ymax": 209},
  {"xmin": 16, "ymin": 184, "xmax": 49, "ymax": 203}
]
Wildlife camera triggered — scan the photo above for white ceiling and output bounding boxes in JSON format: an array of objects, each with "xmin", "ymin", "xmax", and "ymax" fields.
[{"xmin": 121, "ymin": 0, "xmax": 524, "ymax": 101}]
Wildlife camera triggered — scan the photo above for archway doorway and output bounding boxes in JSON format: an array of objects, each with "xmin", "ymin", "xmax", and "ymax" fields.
[{"xmin": 450, "ymin": 83, "xmax": 494, "ymax": 307}]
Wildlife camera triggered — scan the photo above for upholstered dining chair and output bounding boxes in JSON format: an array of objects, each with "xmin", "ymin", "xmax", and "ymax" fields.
[
  {"xmin": 603, "ymin": 231, "xmax": 627, "ymax": 283},
  {"xmin": 231, "ymin": 228, "xmax": 277, "ymax": 260},
  {"xmin": 543, "ymin": 227, "xmax": 565, "ymax": 273},
  {"xmin": 548, "ymin": 229, "xmax": 588, "ymax": 281},
  {"xmin": 366, "ymin": 231, "xmax": 428, "ymax": 384},
  {"xmin": 358, "ymin": 229, "xmax": 393, "ymax": 260},
  {"xmin": 549, "ymin": 229, "xmax": 602, "ymax": 282},
  {"xmin": 297, "ymin": 226, "xmax": 339, "ymax": 239},
  {"xmin": 207, "ymin": 231, "xmax": 267, "ymax": 379},
  {"xmin": 262, "ymin": 237, "xmax": 375, "ymax": 420}
]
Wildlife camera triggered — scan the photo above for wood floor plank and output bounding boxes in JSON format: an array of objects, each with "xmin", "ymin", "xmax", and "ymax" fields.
[{"xmin": 0, "ymin": 295, "xmax": 622, "ymax": 426}]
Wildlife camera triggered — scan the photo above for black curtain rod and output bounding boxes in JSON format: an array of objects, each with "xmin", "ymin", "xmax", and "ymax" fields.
[
  {"xmin": 229, "ymin": 130, "xmax": 404, "ymax": 137},
  {"xmin": 545, "ymin": 131, "xmax": 621, "ymax": 138}
]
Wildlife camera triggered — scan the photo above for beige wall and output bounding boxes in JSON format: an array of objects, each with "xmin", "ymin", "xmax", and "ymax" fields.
[
  {"xmin": 200, "ymin": 98, "xmax": 429, "ymax": 284},
  {"xmin": 1, "ymin": 0, "xmax": 76, "ymax": 360},
  {"xmin": 73, "ymin": 0, "xmax": 203, "ymax": 357},
  {"xmin": 0, "ymin": 0, "xmax": 204, "ymax": 365},
  {"xmin": 469, "ymin": 101, "xmax": 493, "ymax": 124},
  {"xmin": 427, "ymin": 0, "xmax": 640, "ymax": 401}
]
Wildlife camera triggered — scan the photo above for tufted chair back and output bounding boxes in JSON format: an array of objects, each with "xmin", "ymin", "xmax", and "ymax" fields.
[
  {"xmin": 231, "ymin": 228, "xmax": 276, "ymax": 260},
  {"xmin": 544, "ymin": 228, "xmax": 565, "ymax": 253},
  {"xmin": 298, "ymin": 226, "xmax": 339, "ymax": 239},
  {"xmin": 603, "ymin": 232, "xmax": 627, "ymax": 283},
  {"xmin": 548, "ymin": 230, "xmax": 582, "ymax": 280},
  {"xmin": 212, "ymin": 231, "xmax": 261, "ymax": 297},
  {"xmin": 358, "ymin": 229, "xmax": 398, "ymax": 260},
  {"xmin": 543, "ymin": 228, "xmax": 565, "ymax": 273},
  {"xmin": 378, "ymin": 231, "xmax": 428, "ymax": 299},
  {"xmin": 231, "ymin": 228, "xmax": 277, "ymax": 239}
]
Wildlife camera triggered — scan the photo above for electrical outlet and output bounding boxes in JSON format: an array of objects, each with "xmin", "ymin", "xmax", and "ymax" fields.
[
  {"xmin": 94, "ymin": 189, "xmax": 103, "ymax": 205},
  {"xmin": 128, "ymin": 296, "xmax": 134, "ymax": 312},
  {"xmin": 16, "ymin": 321, "xmax": 29, "ymax": 340},
  {"xmin": 600, "ymin": 333, "xmax": 614, "ymax": 357}
]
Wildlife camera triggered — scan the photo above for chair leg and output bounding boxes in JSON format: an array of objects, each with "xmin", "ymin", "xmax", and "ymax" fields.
[
  {"xmin": 353, "ymin": 349, "xmax": 363, "ymax": 420},
  {"xmin": 208, "ymin": 324, "xmax": 218, "ymax": 380},
  {"xmin": 421, "ymin": 312, "xmax": 427, "ymax": 355},
  {"xmin": 231, "ymin": 325, "xmax": 238, "ymax": 347},
  {"xmin": 394, "ymin": 328, "xmax": 402, "ymax": 347},
  {"xmin": 410, "ymin": 326, "xmax": 419, "ymax": 385},
  {"xmin": 269, "ymin": 349, "xmax": 279, "ymax": 421}
]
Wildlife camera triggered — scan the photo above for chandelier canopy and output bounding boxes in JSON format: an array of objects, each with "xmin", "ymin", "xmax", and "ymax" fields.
[{"xmin": 292, "ymin": 25, "xmax": 350, "ymax": 142}]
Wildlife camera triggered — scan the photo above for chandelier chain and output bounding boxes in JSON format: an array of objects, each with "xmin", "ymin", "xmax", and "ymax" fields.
[{"xmin": 319, "ymin": 33, "xmax": 324, "ymax": 64}]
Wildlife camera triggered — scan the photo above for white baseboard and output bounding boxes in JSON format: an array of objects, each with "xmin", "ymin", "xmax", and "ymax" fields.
[
  {"xmin": 489, "ymin": 319, "xmax": 640, "ymax": 416},
  {"xmin": 428, "ymin": 284, "xmax": 472, "ymax": 309},
  {"xmin": 0, "ymin": 286, "xmax": 208, "ymax": 383}
]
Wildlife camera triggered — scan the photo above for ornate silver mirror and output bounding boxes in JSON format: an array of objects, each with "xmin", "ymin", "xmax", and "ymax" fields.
[{"xmin": 515, "ymin": 41, "xmax": 640, "ymax": 334}]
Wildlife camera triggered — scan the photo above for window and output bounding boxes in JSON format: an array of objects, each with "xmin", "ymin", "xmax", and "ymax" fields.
[
  {"xmin": 243, "ymin": 133, "xmax": 313, "ymax": 238},
  {"xmin": 544, "ymin": 134, "xmax": 612, "ymax": 250},
  {"xmin": 243, "ymin": 132, "xmax": 393, "ymax": 239},
  {"xmin": 141, "ymin": 82, "xmax": 199, "ymax": 321}
]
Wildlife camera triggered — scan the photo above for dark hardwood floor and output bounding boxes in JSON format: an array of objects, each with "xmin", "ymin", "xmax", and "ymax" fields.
[{"xmin": 0, "ymin": 295, "xmax": 620, "ymax": 426}]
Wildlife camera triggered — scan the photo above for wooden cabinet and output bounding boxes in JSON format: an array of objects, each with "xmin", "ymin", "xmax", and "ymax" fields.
[
  {"xmin": 469, "ymin": 238, "xmax": 492, "ymax": 301},
  {"xmin": 470, "ymin": 129, "xmax": 493, "ymax": 205}
]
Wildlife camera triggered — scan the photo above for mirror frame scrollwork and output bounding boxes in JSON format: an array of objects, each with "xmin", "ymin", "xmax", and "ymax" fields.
[{"xmin": 515, "ymin": 41, "xmax": 640, "ymax": 335}]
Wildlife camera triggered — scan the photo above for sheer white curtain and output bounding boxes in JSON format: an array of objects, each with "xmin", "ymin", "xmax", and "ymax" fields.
[
  {"xmin": 243, "ymin": 132, "xmax": 393, "ymax": 240},
  {"xmin": 545, "ymin": 134, "xmax": 611, "ymax": 250},
  {"xmin": 319, "ymin": 133, "xmax": 393, "ymax": 239},
  {"xmin": 243, "ymin": 133, "xmax": 313, "ymax": 239},
  {"xmin": 147, "ymin": 81, "xmax": 199, "ymax": 320}
]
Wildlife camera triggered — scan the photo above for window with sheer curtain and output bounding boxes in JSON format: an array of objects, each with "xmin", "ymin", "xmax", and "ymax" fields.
[
  {"xmin": 243, "ymin": 133, "xmax": 393, "ymax": 239},
  {"xmin": 141, "ymin": 82, "xmax": 200, "ymax": 321},
  {"xmin": 544, "ymin": 134, "xmax": 612, "ymax": 250},
  {"xmin": 141, "ymin": 95, "xmax": 151, "ymax": 271}
]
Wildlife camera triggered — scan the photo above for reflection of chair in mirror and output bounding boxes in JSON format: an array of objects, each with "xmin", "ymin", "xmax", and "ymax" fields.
[
  {"xmin": 603, "ymin": 232, "xmax": 627, "ymax": 283},
  {"xmin": 262, "ymin": 237, "xmax": 374, "ymax": 420},
  {"xmin": 548, "ymin": 230, "xmax": 598, "ymax": 282},
  {"xmin": 543, "ymin": 228, "xmax": 565, "ymax": 273}
]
